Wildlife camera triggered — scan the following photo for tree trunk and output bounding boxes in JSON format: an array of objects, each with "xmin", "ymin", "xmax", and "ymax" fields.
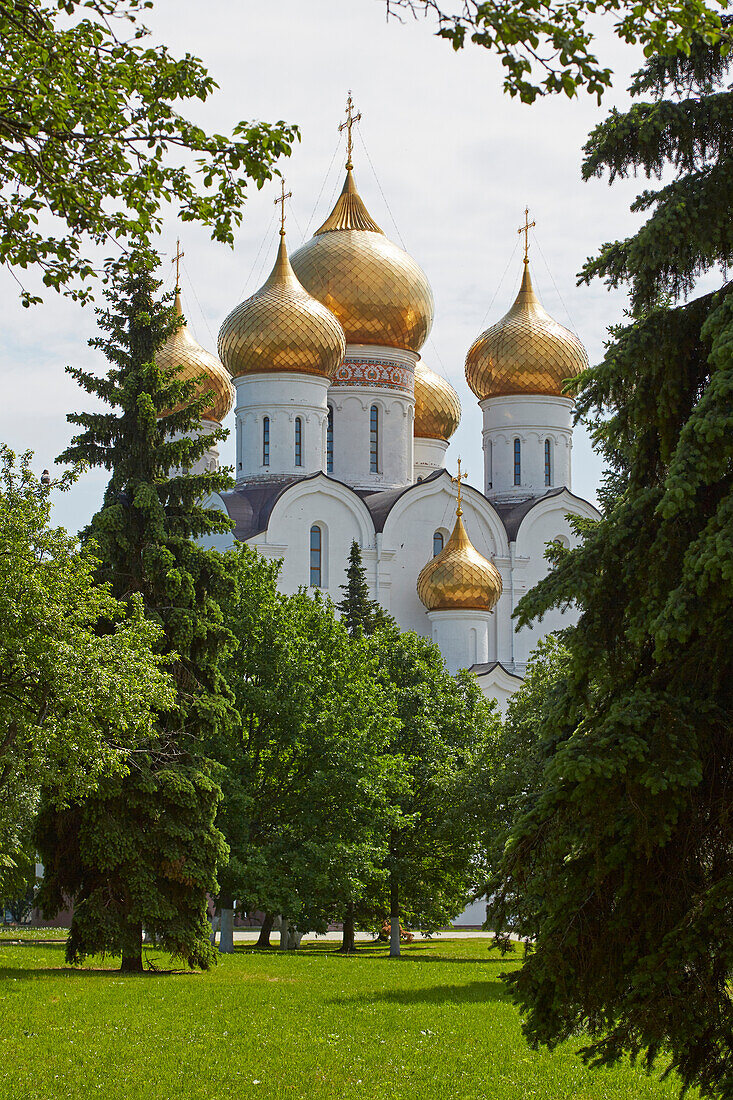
[
  {"xmin": 390, "ymin": 877, "xmax": 400, "ymax": 958},
  {"xmin": 219, "ymin": 895, "xmax": 234, "ymax": 954},
  {"xmin": 121, "ymin": 923, "xmax": 144, "ymax": 972},
  {"xmin": 279, "ymin": 918, "xmax": 291, "ymax": 951},
  {"xmin": 340, "ymin": 902, "xmax": 356, "ymax": 954},
  {"xmin": 257, "ymin": 911, "xmax": 274, "ymax": 948}
]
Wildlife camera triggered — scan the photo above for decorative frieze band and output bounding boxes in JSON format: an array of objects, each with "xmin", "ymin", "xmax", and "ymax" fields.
[{"xmin": 332, "ymin": 356, "xmax": 415, "ymax": 396}]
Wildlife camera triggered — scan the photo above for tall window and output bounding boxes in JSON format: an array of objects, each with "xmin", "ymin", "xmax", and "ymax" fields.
[
  {"xmin": 486, "ymin": 439, "xmax": 493, "ymax": 490},
  {"xmin": 295, "ymin": 417, "xmax": 303, "ymax": 467},
  {"xmin": 369, "ymin": 405, "xmax": 379, "ymax": 473},
  {"xmin": 433, "ymin": 531, "xmax": 444, "ymax": 557},
  {"xmin": 262, "ymin": 416, "xmax": 270, "ymax": 467},
  {"xmin": 544, "ymin": 438, "xmax": 552, "ymax": 486},
  {"xmin": 309, "ymin": 525, "xmax": 322, "ymax": 587},
  {"xmin": 513, "ymin": 437, "xmax": 521, "ymax": 486},
  {"xmin": 326, "ymin": 405, "xmax": 334, "ymax": 473}
]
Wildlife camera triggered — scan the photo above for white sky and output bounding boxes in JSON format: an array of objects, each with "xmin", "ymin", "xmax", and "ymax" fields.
[{"xmin": 0, "ymin": 0, "xmax": 650, "ymax": 534}]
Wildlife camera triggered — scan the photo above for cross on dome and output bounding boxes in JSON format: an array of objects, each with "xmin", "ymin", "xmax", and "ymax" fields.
[
  {"xmin": 172, "ymin": 238, "xmax": 184, "ymax": 292},
  {"xmin": 518, "ymin": 208, "xmax": 536, "ymax": 263},
  {"xmin": 339, "ymin": 91, "xmax": 362, "ymax": 170},
  {"xmin": 274, "ymin": 178, "xmax": 293, "ymax": 236},
  {"xmin": 451, "ymin": 457, "xmax": 468, "ymax": 516}
]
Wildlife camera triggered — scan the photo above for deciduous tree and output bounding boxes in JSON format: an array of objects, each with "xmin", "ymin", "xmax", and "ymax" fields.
[
  {"xmin": 0, "ymin": 0, "xmax": 297, "ymax": 304},
  {"xmin": 0, "ymin": 446, "xmax": 171, "ymax": 897}
]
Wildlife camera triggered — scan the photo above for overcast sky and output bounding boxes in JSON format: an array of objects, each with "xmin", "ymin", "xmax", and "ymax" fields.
[{"xmin": 0, "ymin": 0, "xmax": 650, "ymax": 534}]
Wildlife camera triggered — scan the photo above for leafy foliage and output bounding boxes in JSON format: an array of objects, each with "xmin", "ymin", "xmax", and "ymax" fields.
[
  {"xmin": 0, "ymin": 0, "xmax": 298, "ymax": 304},
  {"xmin": 0, "ymin": 445, "xmax": 172, "ymax": 897},
  {"xmin": 36, "ymin": 254, "xmax": 235, "ymax": 970},
  {"xmin": 486, "ymin": 28, "xmax": 733, "ymax": 1098},
  {"xmin": 374, "ymin": 626, "xmax": 500, "ymax": 933},
  {"xmin": 212, "ymin": 548, "xmax": 397, "ymax": 934},
  {"xmin": 385, "ymin": 0, "xmax": 728, "ymax": 102}
]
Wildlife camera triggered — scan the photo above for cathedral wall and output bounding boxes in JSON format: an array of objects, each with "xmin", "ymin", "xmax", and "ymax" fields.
[
  {"xmin": 234, "ymin": 372, "xmax": 329, "ymax": 483},
  {"xmin": 259, "ymin": 477, "xmax": 374, "ymax": 601},
  {"xmin": 480, "ymin": 395, "xmax": 573, "ymax": 498},
  {"xmin": 510, "ymin": 492, "xmax": 599, "ymax": 670}
]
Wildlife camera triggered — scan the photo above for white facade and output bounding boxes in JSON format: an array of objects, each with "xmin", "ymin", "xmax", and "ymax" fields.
[
  {"xmin": 234, "ymin": 372, "xmax": 330, "ymax": 484},
  {"xmin": 328, "ymin": 345, "xmax": 418, "ymax": 491},
  {"xmin": 481, "ymin": 394, "xmax": 573, "ymax": 499}
]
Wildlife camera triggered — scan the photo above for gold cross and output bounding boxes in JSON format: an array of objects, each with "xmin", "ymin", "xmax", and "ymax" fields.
[
  {"xmin": 274, "ymin": 178, "xmax": 292, "ymax": 235},
  {"xmin": 339, "ymin": 91, "xmax": 362, "ymax": 170},
  {"xmin": 451, "ymin": 457, "xmax": 468, "ymax": 517},
  {"xmin": 172, "ymin": 238, "xmax": 184, "ymax": 290},
  {"xmin": 518, "ymin": 207, "xmax": 536, "ymax": 263}
]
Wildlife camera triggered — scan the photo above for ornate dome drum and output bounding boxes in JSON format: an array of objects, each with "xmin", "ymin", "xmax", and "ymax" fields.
[
  {"xmin": 157, "ymin": 293, "xmax": 234, "ymax": 422},
  {"xmin": 465, "ymin": 261, "xmax": 588, "ymax": 400},
  {"xmin": 218, "ymin": 233, "xmax": 346, "ymax": 380},
  {"xmin": 414, "ymin": 363, "xmax": 461, "ymax": 441},
  {"xmin": 290, "ymin": 170, "xmax": 434, "ymax": 353}
]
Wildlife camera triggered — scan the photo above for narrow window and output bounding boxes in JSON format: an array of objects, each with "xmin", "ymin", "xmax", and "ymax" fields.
[
  {"xmin": 486, "ymin": 439, "xmax": 493, "ymax": 490},
  {"xmin": 433, "ymin": 531, "xmax": 444, "ymax": 557},
  {"xmin": 544, "ymin": 438, "xmax": 552, "ymax": 486},
  {"xmin": 513, "ymin": 437, "xmax": 521, "ymax": 486},
  {"xmin": 326, "ymin": 405, "xmax": 334, "ymax": 473},
  {"xmin": 309, "ymin": 525, "xmax": 322, "ymax": 587},
  {"xmin": 295, "ymin": 417, "xmax": 303, "ymax": 467},
  {"xmin": 370, "ymin": 405, "xmax": 379, "ymax": 473},
  {"xmin": 262, "ymin": 416, "xmax": 270, "ymax": 467}
]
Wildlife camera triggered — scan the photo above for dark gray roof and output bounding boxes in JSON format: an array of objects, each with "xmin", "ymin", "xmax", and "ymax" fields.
[
  {"xmin": 357, "ymin": 469, "xmax": 444, "ymax": 533},
  {"xmin": 220, "ymin": 472, "xmax": 589, "ymax": 545},
  {"xmin": 469, "ymin": 661, "xmax": 524, "ymax": 681},
  {"xmin": 220, "ymin": 476, "xmax": 312, "ymax": 541},
  {"xmin": 492, "ymin": 488, "xmax": 565, "ymax": 542}
]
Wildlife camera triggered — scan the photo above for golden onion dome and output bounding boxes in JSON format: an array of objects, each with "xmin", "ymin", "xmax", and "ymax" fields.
[
  {"xmin": 417, "ymin": 506, "xmax": 503, "ymax": 613},
  {"xmin": 289, "ymin": 169, "xmax": 434, "ymax": 353},
  {"xmin": 218, "ymin": 231, "xmax": 346, "ymax": 380},
  {"xmin": 465, "ymin": 260, "xmax": 588, "ymax": 401},
  {"xmin": 414, "ymin": 363, "xmax": 461, "ymax": 441},
  {"xmin": 157, "ymin": 293, "xmax": 234, "ymax": 422}
]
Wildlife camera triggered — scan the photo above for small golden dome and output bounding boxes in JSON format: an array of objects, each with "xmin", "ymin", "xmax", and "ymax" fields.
[
  {"xmin": 289, "ymin": 170, "xmax": 434, "ymax": 353},
  {"xmin": 157, "ymin": 293, "xmax": 234, "ymax": 422},
  {"xmin": 414, "ymin": 363, "xmax": 461, "ymax": 441},
  {"xmin": 417, "ymin": 510, "xmax": 503, "ymax": 612},
  {"xmin": 218, "ymin": 232, "xmax": 346, "ymax": 379},
  {"xmin": 465, "ymin": 261, "xmax": 588, "ymax": 400}
]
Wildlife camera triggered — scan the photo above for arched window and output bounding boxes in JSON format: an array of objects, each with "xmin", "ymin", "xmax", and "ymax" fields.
[
  {"xmin": 513, "ymin": 437, "xmax": 521, "ymax": 486},
  {"xmin": 309, "ymin": 525, "xmax": 322, "ymax": 587},
  {"xmin": 433, "ymin": 531, "xmax": 444, "ymax": 557},
  {"xmin": 486, "ymin": 439, "xmax": 493, "ymax": 490},
  {"xmin": 294, "ymin": 417, "xmax": 303, "ymax": 467},
  {"xmin": 544, "ymin": 438, "xmax": 552, "ymax": 486},
  {"xmin": 262, "ymin": 417, "xmax": 270, "ymax": 467},
  {"xmin": 326, "ymin": 405, "xmax": 334, "ymax": 473},
  {"xmin": 370, "ymin": 405, "xmax": 379, "ymax": 473}
]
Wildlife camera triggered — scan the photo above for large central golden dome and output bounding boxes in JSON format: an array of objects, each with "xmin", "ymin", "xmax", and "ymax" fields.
[
  {"xmin": 417, "ymin": 507, "xmax": 503, "ymax": 613},
  {"xmin": 289, "ymin": 169, "xmax": 434, "ymax": 353},
  {"xmin": 157, "ymin": 293, "xmax": 234, "ymax": 422},
  {"xmin": 414, "ymin": 363, "xmax": 461, "ymax": 441},
  {"xmin": 465, "ymin": 261, "xmax": 588, "ymax": 400}
]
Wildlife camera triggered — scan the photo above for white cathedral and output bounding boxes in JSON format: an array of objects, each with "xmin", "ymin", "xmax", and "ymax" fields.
[{"xmin": 158, "ymin": 124, "xmax": 599, "ymax": 714}]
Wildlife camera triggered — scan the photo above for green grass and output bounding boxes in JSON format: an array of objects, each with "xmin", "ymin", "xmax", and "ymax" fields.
[{"xmin": 0, "ymin": 935, "xmax": 693, "ymax": 1100}]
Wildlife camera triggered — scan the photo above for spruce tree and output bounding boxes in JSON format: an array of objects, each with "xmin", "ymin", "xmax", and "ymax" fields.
[
  {"xmin": 337, "ymin": 540, "xmax": 391, "ymax": 638},
  {"xmin": 36, "ymin": 251, "xmax": 234, "ymax": 972},
  {"xmin": 487, "ymin": 27, "xmax": 733, "ymax": 1097}
]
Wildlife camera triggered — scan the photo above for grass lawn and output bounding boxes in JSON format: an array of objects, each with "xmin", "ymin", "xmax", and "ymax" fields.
[{"xmin": 0, "ymin": 933, "xmax": 693, "ymax": 1100}]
